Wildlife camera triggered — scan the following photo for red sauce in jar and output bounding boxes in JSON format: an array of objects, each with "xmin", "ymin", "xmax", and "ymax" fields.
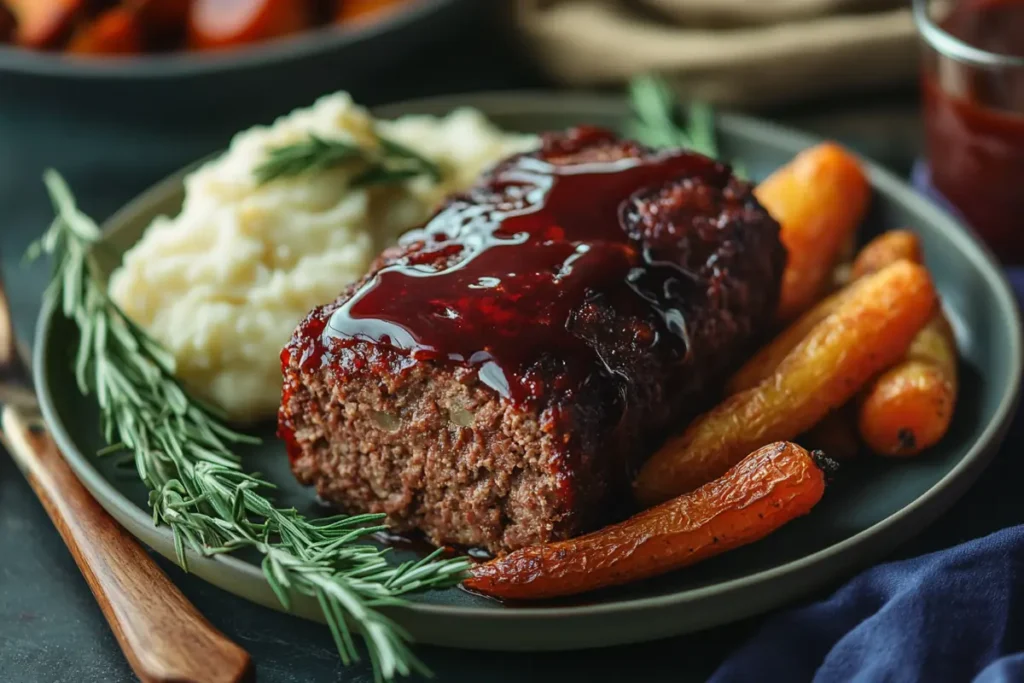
[{"xmin": 922, "ymin": 0, "xmax": 1024, "ymax": 262}]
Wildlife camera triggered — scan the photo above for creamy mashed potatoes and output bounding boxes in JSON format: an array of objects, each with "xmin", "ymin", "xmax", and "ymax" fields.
[{"xmin": 108, "ymin": 93, "xmax": 536, "ymax": 423}]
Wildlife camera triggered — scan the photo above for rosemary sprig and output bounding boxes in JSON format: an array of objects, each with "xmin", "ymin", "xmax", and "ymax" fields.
[
  {"xmin": 253, "ymin": 134, "xmax": 364, "ymax": 183},
  {"xmin": 31, "ymin": 170, "xmax": 470, "ymax": 681},
  {"xmin": 626, "ymin": 74, "xmax": 746, "ymax": 178},
  {"xmin": 254, "ymin": 132, "xmax": 442, "ymax": 187}
]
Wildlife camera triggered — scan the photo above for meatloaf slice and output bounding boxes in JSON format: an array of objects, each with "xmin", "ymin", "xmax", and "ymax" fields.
[{"xmin": 279, "ymin": 126, "xmax": 786, "ymax": 554}]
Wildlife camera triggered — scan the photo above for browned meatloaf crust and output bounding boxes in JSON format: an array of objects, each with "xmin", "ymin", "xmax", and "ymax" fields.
[{"xmin": 279, "ymin": 127, "xmax": 786, "ymax": 555}]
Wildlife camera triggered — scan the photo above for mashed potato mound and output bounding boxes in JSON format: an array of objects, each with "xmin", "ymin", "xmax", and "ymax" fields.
[{"xmin": 108, "ymin": 93, "xmax": 536, "ymax": 423}]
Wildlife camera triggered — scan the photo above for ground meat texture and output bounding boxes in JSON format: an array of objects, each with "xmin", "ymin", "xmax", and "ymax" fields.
[{"xmin": 279, "ymin": 127, "xmax": 786, "ymax": 554}]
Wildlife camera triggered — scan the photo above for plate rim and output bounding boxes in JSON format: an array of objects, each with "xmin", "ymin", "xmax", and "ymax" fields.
[{"xmin": 34, "ymin": 91, "xmax": 1024, "ymax": 626}]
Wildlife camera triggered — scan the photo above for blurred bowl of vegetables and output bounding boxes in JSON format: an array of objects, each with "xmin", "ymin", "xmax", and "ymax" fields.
[{"xmin": 0, "ymin": 0, "xmax": 471, "ymax": 74}]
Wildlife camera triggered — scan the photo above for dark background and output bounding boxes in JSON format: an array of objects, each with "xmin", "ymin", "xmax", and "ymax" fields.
[{"xmin": 2, "ymin": 12, "xmax": 997, "ymax": 683}]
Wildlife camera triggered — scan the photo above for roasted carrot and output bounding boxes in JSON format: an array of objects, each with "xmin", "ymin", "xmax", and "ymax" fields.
[
  {"xmin": 756, "ymin": 142, "xmax": 870, "ymax": 322},
  {"xmin": 336, "ymin": 0, "xmax": 411, "ymax": 23},
  {"xmin": 728, "ymin": 229, "xmax": 924, "ymax": 395},
  {"xmin": 465, "ymin": 442, "xmax": 827, "ymax": 600},
  {"xmin": 727, "ymin": 286, "xmax": 845, "ymax": 395},
  {"xmin": 801, "ymin": 406, "xmax": 860, "ymax": 460},
  {"xmin": 731, "ymin": 229, "xmax": 956, "ymax": 459},
  {"xmin": 850, "ymin": 229, "xmax": 923, "ymax": 280},
  {"xmin": 187, "ymin": 0, "xmax": 311, "ymax": 51},
  {"xmin": 67, "ymin": 8, "xmax": 145, "ymax": 55},
  {"xmin": 851, "ymin": 230, "xmax": 955, "ymax": 455},
  {"xmin": 6, "ymin": 0, "xmax": 85, "ymax": 49},
  {"xmin": 858, "ymin": 312, "xmax": 958, "ymax": 457},
  {"xmin": 634, "ymin": 261, "xmax": 936, "ymax": 506}
]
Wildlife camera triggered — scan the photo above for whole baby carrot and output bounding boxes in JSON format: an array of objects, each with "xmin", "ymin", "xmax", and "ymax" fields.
[
  {"xmin": 465, "ymin": 442, "xmax": 828, "ymax": 601},
  {"xmin": 756, "ymin": 142, "xmax": 870, "ymax": 322}
]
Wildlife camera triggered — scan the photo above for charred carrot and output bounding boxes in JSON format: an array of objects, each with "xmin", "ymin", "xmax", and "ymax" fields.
[
  {"xmin": 858, "ymin": 312, "xmax": 958, "ymax": 457},
  {"xmin": 187, "ymin": 0, "xmax": 311, "ymax": 51},
  {"xmin": 756, "ymin": 142, "xmax": 870, "ymax": 322},
  {"xmin": 465, "ymin": 442, "xmax": 827, "ymax": 601},
  {"xmin": 635, "ymin": 261, "xmax": 936, "ymax": 505},
  {"xmin": 728, "ymin": 230, "xmax": 923, "ymax": 395}
]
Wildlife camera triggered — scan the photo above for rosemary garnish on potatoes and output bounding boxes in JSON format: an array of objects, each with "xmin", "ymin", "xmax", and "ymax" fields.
[
  {"xmin": 30, "ymin": 171, "xmax": 470, "ymax": 682},
  {"xmin": 254, "ymin": 131, "xmax": 442, "ymax": 186}
]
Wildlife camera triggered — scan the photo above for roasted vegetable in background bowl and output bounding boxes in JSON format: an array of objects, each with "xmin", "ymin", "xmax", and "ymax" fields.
[{"xmin": 0, "ymin": 0, "xmax": 419, "ymax": 56}]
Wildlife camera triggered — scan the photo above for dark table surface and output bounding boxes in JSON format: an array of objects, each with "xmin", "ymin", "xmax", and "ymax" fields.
[{"xmin": 1, "ymin": 17, "xmax": 987, "ymax": 683}]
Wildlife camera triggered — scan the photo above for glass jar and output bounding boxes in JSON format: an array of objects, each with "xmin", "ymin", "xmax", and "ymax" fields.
[{"xmin": 915, "ymin": 0, "xmax": 1024, "ymax": 263}]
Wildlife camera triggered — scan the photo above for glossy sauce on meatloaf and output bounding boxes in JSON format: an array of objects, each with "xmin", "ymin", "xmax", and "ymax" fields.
[
  {"xmin": 279, "ymin": 127, "xmax": 785, "ymax": 553},
  {"xmin": 327, "ymin": 127, "xmax": 727, "ymax": 403}
]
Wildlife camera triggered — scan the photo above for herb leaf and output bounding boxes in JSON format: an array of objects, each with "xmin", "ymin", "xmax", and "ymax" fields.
[
  {"xmin": 626, "ymin": 74, "xmax": 746, "ymax": 178},
  {"xmin": 375, "ymin": 136, "xmax": 442, "ymax": 182},
  {"xmin": 253, "ymin": 134, "xmax": 364, "ymax": 184},
  {"xmin": 254, "ymin": 131, "xmax": 442, "ymax": 187},
  {"xmin": 31, "ymin": 170, "xmax": 471, "ymax": 682}
]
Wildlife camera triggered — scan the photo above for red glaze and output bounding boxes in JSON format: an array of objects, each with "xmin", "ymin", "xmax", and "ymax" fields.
[{"xmin": 321, "ymin": 127, "xmax": 731, "ymax": 404}]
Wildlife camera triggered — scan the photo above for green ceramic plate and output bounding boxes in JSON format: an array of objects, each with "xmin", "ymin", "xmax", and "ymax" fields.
[{"xmin": 34, "ymin": 93, "xmax": 1023, "ymax": 651}]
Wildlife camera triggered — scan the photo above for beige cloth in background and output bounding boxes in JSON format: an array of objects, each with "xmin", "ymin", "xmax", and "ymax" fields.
[{"xmin": 513, "ymin": 0, "xmax": 918, "ymax": 108}]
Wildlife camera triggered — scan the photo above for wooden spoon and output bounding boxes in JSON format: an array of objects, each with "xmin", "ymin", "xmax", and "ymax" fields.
[{"xmin": 0, "ymin": 273, "xmax": 253, "ymax": 683}]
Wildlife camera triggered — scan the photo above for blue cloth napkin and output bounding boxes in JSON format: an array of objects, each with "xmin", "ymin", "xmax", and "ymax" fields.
[
  {"xmin": 709, "ymin": 524, "xmax": 1024, "ymax": 683},
  {"xmin": 709, "ymin": 176, "xmax": 1024, "ymax": 683}
]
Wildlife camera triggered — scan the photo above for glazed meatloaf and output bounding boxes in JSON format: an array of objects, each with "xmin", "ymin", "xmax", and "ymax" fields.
[{"xmin": 279, "ymin": 126, "xmax": 786, "ymax": 554}]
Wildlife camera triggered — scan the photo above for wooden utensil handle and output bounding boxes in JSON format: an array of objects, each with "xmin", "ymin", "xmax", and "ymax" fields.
[{"xmin": 1, "ymin": 406, "xmax": 253, "ymax": 683}]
